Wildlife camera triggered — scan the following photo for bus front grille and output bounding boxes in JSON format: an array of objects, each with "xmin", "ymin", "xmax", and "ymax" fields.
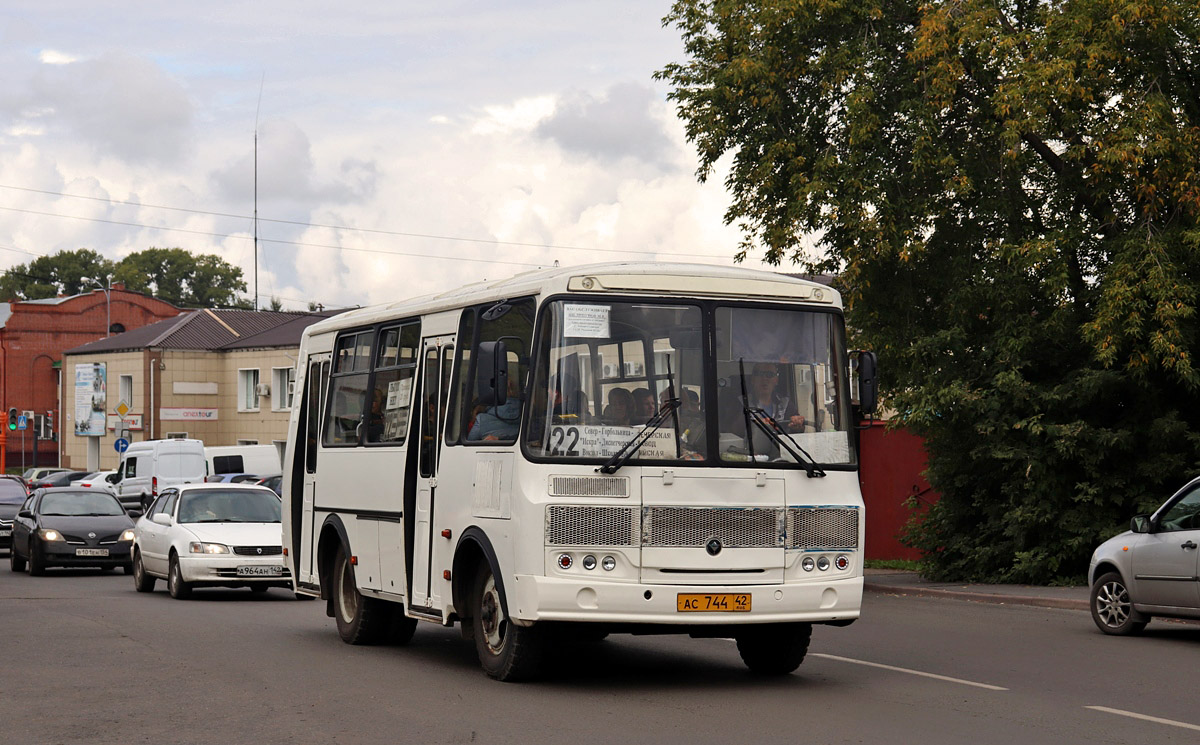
[
  {"xmin": 642, "ymin": 507, "xmax": 783, "ymax": 548},
  {"xmin": 545, "ymin": 506, "xmax": 639, "ymax": 546},
  {"xmin": 786, "ymin": 508, "xmax": 859, "ymax": 550}
]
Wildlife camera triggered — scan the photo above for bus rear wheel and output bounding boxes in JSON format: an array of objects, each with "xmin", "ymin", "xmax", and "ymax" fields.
[
  {"xmin": 471, "ymin": 563, "xmax": 543, "ymax": 681},
  {"xmin": 735, "ymin": 623, "xmax": 812, "ymax": 675},
  {"xmin": 332, "ymin": 545, "xmax": 388, "ymax": 645}
]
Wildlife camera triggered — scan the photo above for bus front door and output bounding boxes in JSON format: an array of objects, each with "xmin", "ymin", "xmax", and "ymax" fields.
[
  {"xmin": 300, "ymin": 355, "xmax": 329, "ymax": 586},
  {"xmin": 410, "ymin": 337, "xmax": 454, "ymax": 611}
]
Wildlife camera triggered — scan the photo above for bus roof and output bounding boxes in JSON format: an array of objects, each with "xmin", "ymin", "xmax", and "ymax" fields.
[{"xmin": 304, "ymin": 261, "xmax": 841, "ymax": 338}]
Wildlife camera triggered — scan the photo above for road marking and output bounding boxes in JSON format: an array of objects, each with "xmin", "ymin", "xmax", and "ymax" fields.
[
  {"xmin": 811, "ymin": 653, "xmax": 1008, "ymax": 691},
  {"xmin": 1085, "ymin": 706, "xmax": 1200, "ymax": 732}
]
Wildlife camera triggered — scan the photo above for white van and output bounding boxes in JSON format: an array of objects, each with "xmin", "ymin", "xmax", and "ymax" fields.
[
  {"xmin": 110, "ymin": 439, "xmax": 207, "ymax": 512},
  {"xmin": 205, "ymin": 444, "xmax": 282, "ymax": 479}
]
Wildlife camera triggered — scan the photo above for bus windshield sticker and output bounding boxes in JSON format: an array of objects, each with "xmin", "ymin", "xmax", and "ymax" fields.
[
  {"xmin": 563, "ymin": 304, "xmax": 611, "ymax": 339},
  {"xmin": 386, "ymin": 378, "xmax": 412, "ymax": 409},
  {"xmin": 549, "ymin": 424, "xmax": 676, "ymax": 458}
]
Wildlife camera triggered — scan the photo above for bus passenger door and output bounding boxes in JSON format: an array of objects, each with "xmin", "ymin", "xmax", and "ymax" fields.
[
  {"xmin": 300, "ymin": 355, "xmax": 330, "ymax": 585},
  {"xmin": 411, "ymin": 337, "xmax": 453, "ymax": 610}
]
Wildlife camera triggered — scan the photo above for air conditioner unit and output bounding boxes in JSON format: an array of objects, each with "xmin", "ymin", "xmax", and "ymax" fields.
[{"xmin": 255, "ymin": 383, "xmax": 271, "ymax": 397}]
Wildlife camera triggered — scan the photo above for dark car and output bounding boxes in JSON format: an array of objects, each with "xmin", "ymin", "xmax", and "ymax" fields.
[
  {"xmin": 0, "ymin": 476, "xmax": 30, "ymax": 549},
  {"xmin": 256, "ymin": 475, "xmax": 282, "ymax": 496},
  {"xmin": 29, "ymin": 471, "xmax": 91, "ymax": 490},
  {"xmin": 9, "ymin": 488, "xmax": 136, "ymax": 575}
]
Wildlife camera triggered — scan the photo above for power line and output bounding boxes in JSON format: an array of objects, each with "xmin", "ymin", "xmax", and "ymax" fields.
[
  {"xmin": 0, "ymin": 205, "xmax": 546, "ymax": 269},
  {"xmin": 0, "ymin": 182, "xmax": 734, "ymax": 260}
]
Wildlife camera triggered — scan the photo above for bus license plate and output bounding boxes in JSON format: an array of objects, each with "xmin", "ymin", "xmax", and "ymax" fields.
[
  {"xmin": 677, "ymin": 593, "xmax": 751, "ymax": 612},
  {"xmin": 76, "ymin": 548, "xmax": 109, "ymax": 557},
  {"xmin": 237, "ymin": 565, "xmax": 283, "ymax": 577}
]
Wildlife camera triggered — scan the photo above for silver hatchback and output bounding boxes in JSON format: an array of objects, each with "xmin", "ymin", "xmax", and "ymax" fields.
[{"xmin": 1089, "ymin": 477, "xmax": 1200, "ymax": 634}]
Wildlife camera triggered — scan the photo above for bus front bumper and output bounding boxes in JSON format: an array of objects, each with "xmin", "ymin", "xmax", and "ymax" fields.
[{"xmin": 508, "ymin": 574, "xmax": 863, "ymax": 626}]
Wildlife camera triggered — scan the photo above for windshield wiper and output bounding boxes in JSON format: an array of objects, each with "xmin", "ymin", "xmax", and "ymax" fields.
[
  {"xmin": 743, "ymin": 407, "xmax": 826, "ymax": 478},
  {"xmin": 597, "ymin": 398, "xmax": 682, "ymax": 474}
]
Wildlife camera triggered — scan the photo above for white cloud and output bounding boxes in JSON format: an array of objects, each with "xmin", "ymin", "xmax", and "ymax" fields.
[{"xmin": 38, "ymin": 49, "xmax": 78, "ymax": 65}]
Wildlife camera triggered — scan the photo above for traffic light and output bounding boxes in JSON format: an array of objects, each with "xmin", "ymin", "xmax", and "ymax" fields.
[{"xmin": 7, "ymin": 408, "xmax": 15, "ymax": 431}]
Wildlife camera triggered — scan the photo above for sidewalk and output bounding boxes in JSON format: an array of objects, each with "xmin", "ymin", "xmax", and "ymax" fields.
[{"xmin": 863, "ymin": 568, "xmax": 1089, "ymax": 612}]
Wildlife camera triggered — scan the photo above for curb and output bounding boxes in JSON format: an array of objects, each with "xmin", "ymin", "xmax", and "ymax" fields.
[{"xmin": 864, "ymin": 582, "xmax": 1089, "ymax": 612}]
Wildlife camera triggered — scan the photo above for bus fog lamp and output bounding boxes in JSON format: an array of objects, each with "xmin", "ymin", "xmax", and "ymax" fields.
[
  {"xmin": 557, "ymin": 553, "xmax": 573, "ymax": 570},
  {"xmin": 601, "ymin": 556, "xmax": 616, "ymax": 571},
  {"xmin": 582, "ymin": 555, "xmax": 597, "ymax": 570},
  {"xmin": 801, "ymin": 557, "xmax": 815, "ymax": 572},
  {"xmin": 817, "ymin": 556, "xmax": 831, "ymax": 571}
]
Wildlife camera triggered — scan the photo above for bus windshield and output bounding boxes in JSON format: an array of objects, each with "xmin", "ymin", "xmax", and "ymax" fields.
[{"xmin": 523, "ymin": 299, "xmax": 854, "ymax": 467}]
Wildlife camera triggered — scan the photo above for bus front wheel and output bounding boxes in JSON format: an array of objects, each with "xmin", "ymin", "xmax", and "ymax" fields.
[
  {"xmin": 332, "ymin": 545, "xmax": 388, "ymax": 645},
  {"xmin": 735, "ymin": 623, "xmax": 812, "ymax": 675},
  {"xmin": 470, "ymin": 563, "xmax": 543, "ymax": 681}
]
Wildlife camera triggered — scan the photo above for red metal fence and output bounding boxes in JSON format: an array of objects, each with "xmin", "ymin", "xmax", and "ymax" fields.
[{"xmin": 857, "ymin": 420, "xmax": 938, "ymax": 561}]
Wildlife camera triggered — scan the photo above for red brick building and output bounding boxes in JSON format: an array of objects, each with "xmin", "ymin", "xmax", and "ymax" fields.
[{"xmin": 0, "ymin": 285, "xmax": 180, "ymax": 472}]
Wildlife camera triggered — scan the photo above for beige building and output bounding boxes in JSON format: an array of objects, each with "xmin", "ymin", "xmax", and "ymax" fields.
[{"xmin": 61, "ymin": 308, "xmax": 339, "ymax": 471}]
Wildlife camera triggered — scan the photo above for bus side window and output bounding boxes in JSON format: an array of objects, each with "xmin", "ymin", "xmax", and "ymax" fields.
[{"xmin": 324, "ymin": 330, "xmax": 372, "ymax": 446}]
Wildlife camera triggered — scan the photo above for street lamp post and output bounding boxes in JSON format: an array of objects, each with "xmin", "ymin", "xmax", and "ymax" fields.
[{"xmin": 86, "ymin": 277, "xmax": 112, "ymax": 337}]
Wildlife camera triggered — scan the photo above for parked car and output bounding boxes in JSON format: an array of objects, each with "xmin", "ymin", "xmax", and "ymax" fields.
[
  {"xmin": 256, "ymin": 475, "xmax": 282, "ymax": 497},
  {"xmin": 130, "ymin": 483, "xmax": 290, "ymax": 598},
  {"xmin": 111, "ymin": 438, "xmax": 207, "ymax": 513},
  {"xmin": 204, "ymin": 473, "xmax": 262, "ymax": 484},
  {"xmin": 77, "ymin": 471, "xmax": 116, "ymax": 491},
  {"xmin": 21, "ymin": 467, "xmax": 68, "ymax": 485},
  {"xmin": 0, "ymin": 476, "xmax": 31, "ymax": 550},
  {"xmin": 1089, "ymin": 477, "xmax": 1200, "ymax": 634},
  {"xmin": 29, "ymin": 470, "xmax": 91, "ymax": 490},
  {"xmin": 8, "ymin": 488, "xmax": 136, "ymax": 575}
]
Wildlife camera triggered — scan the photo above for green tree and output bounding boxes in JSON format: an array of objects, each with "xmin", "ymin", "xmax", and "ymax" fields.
[
  {"xmin": 659, "ymin": 0, "xmax": 1200, "ymax": 582},
  {"xmin": 113, "ymin": 247, "xmax": 251, "ymax": 308},
  {"xmin": 0, "ymin": 249, "xmax": 115, "ymax": 300},
  {"xmin": 268, "ymin": 296, "xmax": 283, "ymax": 312}
]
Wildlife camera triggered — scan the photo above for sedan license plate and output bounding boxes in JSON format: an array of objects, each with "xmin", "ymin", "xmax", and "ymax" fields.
[
  {"xmin": 237, "ymin": 565, "xmax": 284, "ymax": 577},
  {"xmin": 0, "ymin": 529, "xmax": 10, "ymax": 537},
  {"xmin": 677, "ymin": 593, "xmax": 751, "ymax": 612},
  {"xmin": 76, "ymin": 548, "xmax": 109, "ymax": 557}
]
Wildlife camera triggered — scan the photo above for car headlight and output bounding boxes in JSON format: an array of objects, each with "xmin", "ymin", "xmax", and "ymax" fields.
[
  {"xmin": 120, "ymin": 529, "xmax": 136, "ymax": 542},
  {"xmin": 38, "ymin": 529, "xmax": 62, "ymax": 541},
  {"xmin": 189, "ymin": 542, "xmax": 229, "ymax": 554}
]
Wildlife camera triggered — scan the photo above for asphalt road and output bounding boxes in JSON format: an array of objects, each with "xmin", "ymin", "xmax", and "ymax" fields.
[{"xmin": 2, "ymin": 563, "xmax": 1198, "ymax": 745}]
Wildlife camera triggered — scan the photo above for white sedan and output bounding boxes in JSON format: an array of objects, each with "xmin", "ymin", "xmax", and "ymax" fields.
[{"xmin": 130, "ymin": 483, "xmax": 291, "ymax": 598}]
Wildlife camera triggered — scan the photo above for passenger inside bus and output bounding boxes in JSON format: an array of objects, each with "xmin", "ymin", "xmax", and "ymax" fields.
[
  {"xmin": 632, "ymin": 388, "xmax": 655, "ymax": 423},
  {"xmin": 468, "ymin": 377, "xmax": 524, "ymax": 441},
  {"xmin": 602, "ymin": 387, "xmax": 634, "ymax": 426}
]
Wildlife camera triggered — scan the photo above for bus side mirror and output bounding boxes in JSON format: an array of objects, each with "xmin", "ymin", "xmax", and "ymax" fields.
[
  {"xmin": 856, "ymin": 351, "xmax": 878, "ymax": 416},
  {"xmin": 477, "ymin": 340, "xmax": 508, "ymax": 407}
]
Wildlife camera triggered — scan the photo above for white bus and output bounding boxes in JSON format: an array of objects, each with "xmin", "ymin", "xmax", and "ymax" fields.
[{"xmin": 281, "ymin": 262, "xmax": 877, "ymax": 680}]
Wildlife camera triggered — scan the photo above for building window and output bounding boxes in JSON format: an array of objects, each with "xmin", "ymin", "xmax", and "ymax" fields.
[
  {"xmin": 272, "ymin": 367, "xmax": 295, "ymax": 411},
  {"xmin": 238, "ymin": 369, "xmax": 261, "ymax": 412},
  {"xmin": 119, "ymin": 375, "xmax": 134, "ymax": 407},
  {"xmin": 165, "ymin": 432, "xmax": 188, "ymax": 439},
  {"xmin": 237, "ymin": 439, "xmax": 259, "ymax": 445}
]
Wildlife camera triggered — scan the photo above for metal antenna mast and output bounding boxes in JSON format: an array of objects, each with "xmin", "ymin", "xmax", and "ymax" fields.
[{"xmin": 254, "ymin": 74, "xmax": 264, "ymax": 310}]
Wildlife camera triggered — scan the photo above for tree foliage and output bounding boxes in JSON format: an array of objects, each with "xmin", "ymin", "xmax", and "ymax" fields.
[
  {"xmin": 0, "ymin": 247, "xmax": 251, "ymax": 309},
  {"xmin": 659, "ymin": 0, "xmax": 1200, "ymax": 582}
]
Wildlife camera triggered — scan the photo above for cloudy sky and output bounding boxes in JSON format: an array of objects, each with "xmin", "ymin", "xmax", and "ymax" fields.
[{"xmin": 0, "ymin": 2, "xmax": 793, "ymax": 311}]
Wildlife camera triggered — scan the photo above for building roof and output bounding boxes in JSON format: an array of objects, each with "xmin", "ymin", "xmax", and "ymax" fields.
[{"xmin": 64, "ymin": 308, "xmax": 342, "ymax": 355}]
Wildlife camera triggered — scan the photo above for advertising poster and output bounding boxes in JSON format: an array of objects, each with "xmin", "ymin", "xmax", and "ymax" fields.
[{"xmin": 74, "ymin": 363, "xmax": 107, "ymax": 436}]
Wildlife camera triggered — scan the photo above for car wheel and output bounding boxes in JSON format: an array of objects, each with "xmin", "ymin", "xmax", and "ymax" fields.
[
  {"xmin": 122, "ymin": 563, "xmax": 134, "ymax": 575},
  {"xmin": 736, "ymin": 623, "xmax": 813, "ymax": 675},
  {"xmin": 167, "ymin": 554, "xmax": 192, "ymax": 599},
  {"xmin": 10, "ymin": 544, "xmax": 26, "ymax": 573},
  {"xmin": 1091, "ymin": 571, "xmax": 1148, "ymax": 635},
  {"xmin": 471, "ymin": 562, "xmax": 544, "ymax": 681},
  {"xmin": 28, "ymin": 540, "xmax": 46, "ymax": 576},
  {"xmin": 331, "ymin": 545, "xmax": 388, "ymax": 644},
  {"xmin": 132, "ymin": 551, "xmax": 156, "ymax": 593}
]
